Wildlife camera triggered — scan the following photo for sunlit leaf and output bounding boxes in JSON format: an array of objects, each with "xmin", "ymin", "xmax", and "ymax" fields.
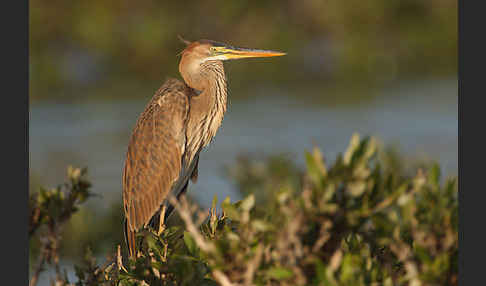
[
  {"xmin": 240, "ymin": 194, "xmax": 255, "ymax": 212},
  {"xmin": 344, "ymin": 133, "xmax": 361, "ymax": 165},
  {"xmin": 266, "ymin": 266, "xmax": 294, "ymax": 280}
]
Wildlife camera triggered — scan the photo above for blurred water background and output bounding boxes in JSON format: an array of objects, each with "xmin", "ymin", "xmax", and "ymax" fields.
[
  {"xmin": 29, "ymin": 1, "xmax": 457, "ymax": 284},
  {"xmin": 30, "ymin": 78, "xmax": 457, "ymax": 207}
]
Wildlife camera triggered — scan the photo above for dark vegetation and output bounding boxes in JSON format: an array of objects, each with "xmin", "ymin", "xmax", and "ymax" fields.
[
  {"xmin": 29, "ymin": 134, "xmax": 457, "ymax": 285},
  {"xmin": 30, "ymin": 0, "xmax": 456, "ymax": 103}
]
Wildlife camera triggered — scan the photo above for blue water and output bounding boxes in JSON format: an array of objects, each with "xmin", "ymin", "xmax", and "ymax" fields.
[{"xmin": 30, "ymin": 78, "xmax": 457, "ymax": 206}]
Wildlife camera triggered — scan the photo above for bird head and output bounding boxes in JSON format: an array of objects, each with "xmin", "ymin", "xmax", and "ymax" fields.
[
  {"xmin": 177, "ymin": 36, "xmax": 285, "ymax": 90},
  {"xmin": 178, "ymin": 36, "xmax": 286, "ymax": 62}
]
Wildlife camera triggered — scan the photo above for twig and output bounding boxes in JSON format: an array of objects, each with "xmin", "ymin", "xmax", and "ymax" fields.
[
  {"xmin": 29, "ymin": 204, "xmax": 42, "ymax": 237},
  {"xmin": 116, "ymin": 244, "xmax": 128, "ymax": 273},
  {"xmin": 213, "ymin": 270, "xmax": 236, "ymax": 286},
  {"xmin": 243, "ymin": 244, "xmax": 263, "ymax": 286},
  {"xmin": 168, "ymin": 196, "xmax": 215, "ymax": 253},
  {"xmin": 29, "ymin": 245, "xmax": 46, "ymax": 286},
  {"xmin": 312, "ymin": 220, "xmax": 332, "ymax": 252},
  {"xmin": 158, "ymin": 205, "xmax": 167, "ymax": 236}
]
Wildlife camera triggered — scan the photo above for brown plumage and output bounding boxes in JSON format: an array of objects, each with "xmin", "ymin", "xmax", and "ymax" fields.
[{"xmin": 122, "ymin": 38, "xmax": 285, "ymax": 257}]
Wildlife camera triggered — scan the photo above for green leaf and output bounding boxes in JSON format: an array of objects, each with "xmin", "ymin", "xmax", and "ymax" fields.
[
  {"xmin": 348, "ymin": 181, "xmax": 366, "ymax": 197},
  {"xmin": 428, "ymin": 163, "xmax": 441, "ymax": 190},
  {"xmin": 344, "ymin": 133, "xmax": 361, "ymax": 165},
  {"xmin": 305, "ymin": 147, "xmax": 328, "ymax": 186},
  {"xmin": 222, "ymin": 200, "xmax": 240, "ymax": 221},
  {"xmin": 363, "ymin": 137, "xmax": 377, "ymax": 160},
  {"xmin": 339, "ymin": 254, "xmax": 354, "ymax": 282},
  {"xmin": 313, "ymin": 258, "xmax": 328, "ymax": 284},
  {"xmin": 184, "ymin": 231, "xmax": 198, "ymax": 256},
  {"xmin": 240, "ymin": 194, "xmax": 255, "ymax": 212},
  {"xmin": 252, "ymin": 219, "xmax": 270, "ymax": 232},
  {"xmin": 226, "ymin": 231, "xmax": 240, "ymax": 241},
  {"xmin": 266, "ymin": 267, "xmax": 294, "ymax": 280}
]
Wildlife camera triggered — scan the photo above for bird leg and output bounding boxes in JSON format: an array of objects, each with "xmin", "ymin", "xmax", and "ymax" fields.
[{"xmin": 158, "ymin": 205, "xmax": 167, "ymax": 236}]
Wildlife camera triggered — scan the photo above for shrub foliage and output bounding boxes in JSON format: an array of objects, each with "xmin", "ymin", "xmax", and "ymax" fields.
[{"xmin": 29, "ymin": 134, "xmax": 458, "ymax": 286}]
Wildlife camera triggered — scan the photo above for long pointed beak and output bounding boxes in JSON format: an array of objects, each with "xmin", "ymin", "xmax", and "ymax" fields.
[{"xmin": 212, "ymin": 45, "xmax": 286, "ymax": 60}]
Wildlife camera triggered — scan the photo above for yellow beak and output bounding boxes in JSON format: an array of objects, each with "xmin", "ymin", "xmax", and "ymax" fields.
[{"xmin": 211, "ymin": 45, "xmax": 286, "ymax": 61}]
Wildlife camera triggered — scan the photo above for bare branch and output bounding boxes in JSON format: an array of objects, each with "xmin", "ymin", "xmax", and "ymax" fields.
[
  {"xmin": 213, "ymin": 270, "xmax": 236, "ymax": 286},
  {"xmin": 29, "ymin": 244, "xmax": 46, "ymax": 286},
  {"xmin": 168, "ymin": 195, "xmax": 215, "ymax": 253}
]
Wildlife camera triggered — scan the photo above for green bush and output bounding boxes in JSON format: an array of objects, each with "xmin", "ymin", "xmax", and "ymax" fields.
[{"xmin": 29, "ymin": 134, "xmax": 458, "ymax": 286}]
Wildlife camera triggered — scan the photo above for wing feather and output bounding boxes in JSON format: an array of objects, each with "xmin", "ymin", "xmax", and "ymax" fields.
[{"xmin": 122, "ymin": 78, "xmax": 190, "ymax": 234}]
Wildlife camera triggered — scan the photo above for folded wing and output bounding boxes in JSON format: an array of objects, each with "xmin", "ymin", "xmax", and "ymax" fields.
[{"xmin": 122, "ymin": 78, "xmax": 190, "ymax": 256}]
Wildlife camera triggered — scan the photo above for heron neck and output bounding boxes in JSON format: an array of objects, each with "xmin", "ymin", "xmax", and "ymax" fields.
[
  {"xmin": 184, "ymin": 61, "xmax": 227, "ymax": 164},
  {"xmin": 187, "ymin": 61, "xmax": 227, "ymax": 117},
  {"xmin": 202, "ymin": 61, "xmax": 227, "ymax": 118}
]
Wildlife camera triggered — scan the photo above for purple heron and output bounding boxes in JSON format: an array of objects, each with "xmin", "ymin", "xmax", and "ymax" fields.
[{"xmin": 122, "ymin": 38, "xmax": 285, "ymax": 257}]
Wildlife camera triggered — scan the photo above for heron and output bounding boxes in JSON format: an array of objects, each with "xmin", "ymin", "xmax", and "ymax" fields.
[{"xmin": 122, "ymin": 37, "xmax": 285, "ymax": 257}]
